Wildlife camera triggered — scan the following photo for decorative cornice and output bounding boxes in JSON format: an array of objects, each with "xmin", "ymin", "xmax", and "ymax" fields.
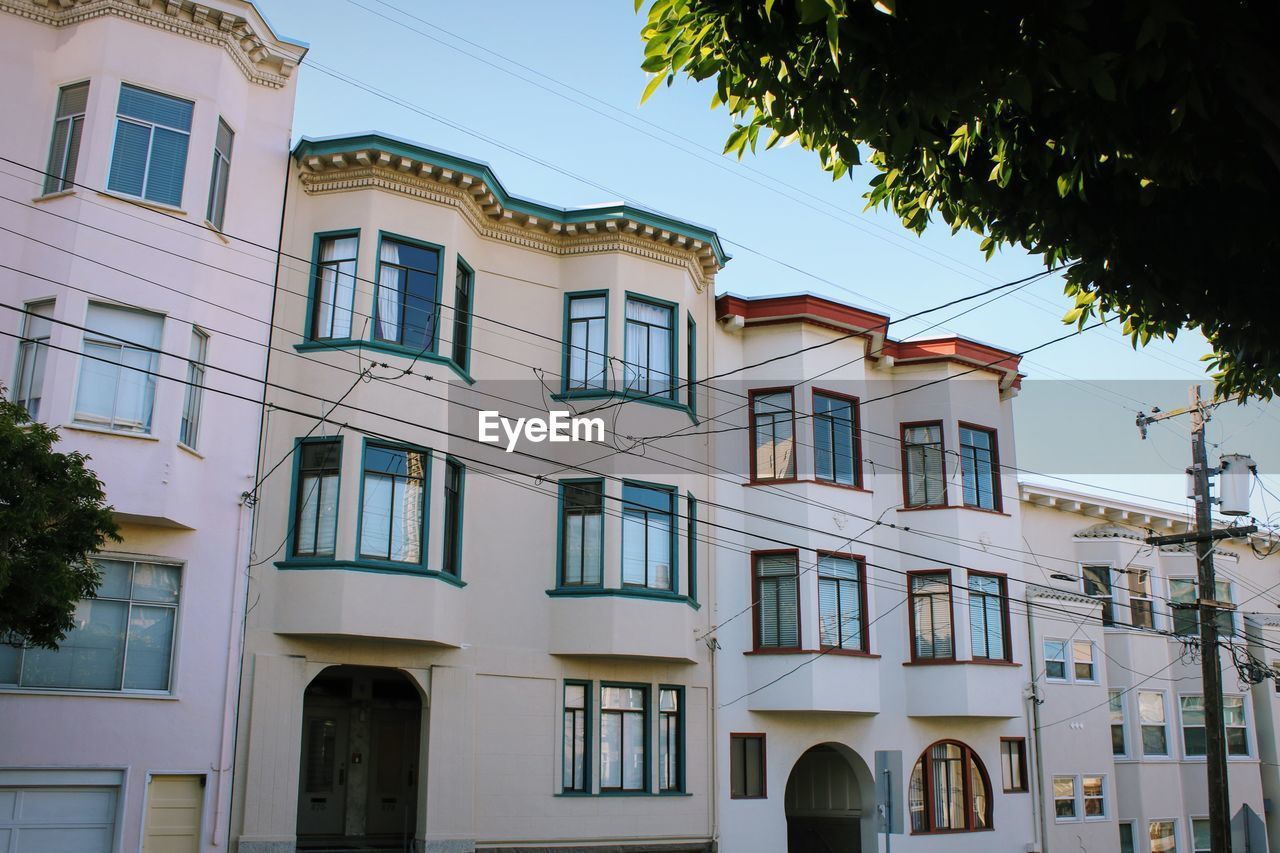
[
  {"xmin": 1074, "ymin": 521, "xmax": 1147, "ymax": 542},
  {"xmin": 296, "ymin": 153, "xmax": 719, "ymax": 292},
  {"xmin": 1025, "ymin": 583, "xmax": 1099, "ymax": 607},
  {"xmin": 2, "ymin": 0, "xmax": 306, "ymax": 88}
]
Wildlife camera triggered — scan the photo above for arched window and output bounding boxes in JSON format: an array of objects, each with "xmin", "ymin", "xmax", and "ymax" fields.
[{"xmin": 908, "ymin": 740, "xmax": 992, "ymax": 833}]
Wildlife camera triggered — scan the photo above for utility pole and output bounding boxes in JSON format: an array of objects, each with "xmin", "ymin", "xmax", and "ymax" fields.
[{"xmin": 1137, "ymin": 386, "xmax": 1242, "ymax": 851}]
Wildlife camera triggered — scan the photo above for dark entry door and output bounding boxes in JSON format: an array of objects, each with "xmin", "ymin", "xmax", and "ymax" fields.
[
  {"xmin": 365, "ymin": 707, "xmax": 419, "ymax": 836},
  {"xmin": 297, "ymin": 708, "xmax": 349, "ymax": 836}
]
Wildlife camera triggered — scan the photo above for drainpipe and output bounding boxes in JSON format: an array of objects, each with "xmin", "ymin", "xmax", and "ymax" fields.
[
  {"xmin": 211, "ymin": 494, "xmax": 250, "ymax": 846},
  {"xmin": 215, "ymin": 144, "xmax": 295, "ymax": 847},
  {"xmin": 1026, "ymin": 596, "xmax": 1048, "ymax": 853}
]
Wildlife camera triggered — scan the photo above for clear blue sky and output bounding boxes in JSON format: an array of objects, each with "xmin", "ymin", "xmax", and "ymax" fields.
[{"xmin": 257, "ymin": 0, "xmax": 1278, "ymax": 517}]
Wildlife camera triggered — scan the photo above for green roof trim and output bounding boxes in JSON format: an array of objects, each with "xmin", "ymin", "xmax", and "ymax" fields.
[{"xmin": 293, "ymin": 132, "xmax": 729, "ymax": 267}]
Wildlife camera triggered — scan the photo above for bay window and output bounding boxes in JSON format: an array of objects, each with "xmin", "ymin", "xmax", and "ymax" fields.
[
  {"xmin": 1170, "ymin": 577, "xmax": 1235, "ymax": 636},
  {"xmin": 909, "ymin": 572, "xmax": 953, "ymax": 660},
  {"xmin": 902, "ymin": 422, "xmax": 945, "ymax": 507},
  {"xmin": 1082, "ymin": 564, "xmax": 1114, "ymax": 626},
  {"xmin": 1110, "ymin": 690, "xmax": 1128, "ymax": 755},
  {"xmin": 375, "ymin": 236, "xmax": 440, "ymax": 351},
  {"xmin": 74, "ymin": 302, "xmax": 162, "ymax": 434},
  {"xmin": 451, "ymin": 258, "xmax": 473, "ymax": 369},
  {"xmin": 107, "ymin": 84, "xmax": 193, "ymax": 206},
  {"xmin": 206, "ymin": 118, "xmax": 233, "ymax": 229},
  {"xmin": 564, "ymin": 293, "xmax": 607, "ymax": 392},
  {"xmin": 600, "ymin": 685, "xmax": 647, "ymax": 792},
  {"xmin": 44, "ymin": 82, "xmax": 88, "ymax": 195},
  {"xmin": 621, "ymin": 482, "xmax": 674, "ymax": 590},
  {"xmin": 1140, "ymin": 691, "xmax": 1169, "ymax": 756},
  {"xmin": 562, "ymin": 682, "xmax": 589, "ymax": 793},
  {"xmin": 959, "ymin": 424, "xmax": 999, "ymax": 510},
  {"xmin": 1129, "ymin": 569, "xmax": 1154, "ymax": 628},
  {"xmin": 13, "ymin": 300, "xmax": 53, "ymax": 419},
  {"xmin": 560, "ymin": 479, "xmax": 603, "ymax": 586},
  {"xmin": 659, "ymin": 687, "xmax": 682, "ymax": 792},
  {"xmin": 311, "ymin": 233, "xmax": 358, "ymax": 340},
  {"xmin": 179, "ymin": 327, "xmax": 208, "ymax": 449},
  {"xmin": 818, "ymin": 553, "xmax": 866, "ymax": 651},
  {"xmin": 359, "ymin": 443, "xmax": 428, "ymax": 565},
  {"xmin": 754, "ymin": 552, "xmax": 799, "ymax": 649},
  {"xmin": 750, "ymin": 389, "xmax": 795, "ymax": 481},
  {"xmin": 623, "ymin": 296, "xmax": 674, "ymax": 398},
  {"xmin": 292, "ymin": 439, "xmax": 342, "ymax": 559},
  {"xmin": 813, "ymin": 391, "xmax": 859, "ymax": 486},
  {"xmin": 1181, "ymin": 694, "xmax": 1249, "ymax": 757},
  {"xmin": 441, "ymin": 458, "xmax": 464, "ymax": 577},
  {"xmin": 968, "ymin": 572, "xmax": 1008, "ymax": 660}
]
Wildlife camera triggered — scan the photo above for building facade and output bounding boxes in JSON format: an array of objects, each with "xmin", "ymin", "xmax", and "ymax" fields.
[
  {"xmin": 227, "ymin": 133, "xmax": 728, "ymax": 853},
  {"xmin": 4, "ymin": 3, "xmax": 1280, "ymax": 853},
  {"xmin": 0, "ymin": 1, "xmax": 304, "ymax": 851}
]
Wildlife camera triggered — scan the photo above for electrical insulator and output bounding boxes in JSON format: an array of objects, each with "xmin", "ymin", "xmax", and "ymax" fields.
[{"xmin": 1217, "ymin": 453, "xmax": 1256, "ymax": 516}]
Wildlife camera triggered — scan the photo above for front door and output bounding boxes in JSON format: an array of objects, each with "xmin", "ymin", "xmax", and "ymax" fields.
[
  {"xmin": 297, "ymin": 708, "xmax": 349, "ymax": 837},
  {"xmin": 365, "ymin": 707, "xmax": 419, "ymax": 837}
]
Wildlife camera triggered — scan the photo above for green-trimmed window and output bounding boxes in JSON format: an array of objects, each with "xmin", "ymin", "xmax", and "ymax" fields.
[
  {"xmin": 623, "ymin": 296, "xmax": 674, "ymax": 398},
  {"xmin": 600, "ymin": 685, "xmax": 647, "ymax": 792},
  {"xmin": 686, "ymin": 314, "xmax": 696, "ymax": 413},
  {"xmin": 563, "ymin": 682, "xmax": 590, "ymax": 793},
  {"xmin": 659, "ymin": 687, "xmax": 682, "ymax": 792},
  {"xmin": 814, "ymin": 392, "xmax": 859, "ymax": 486},
  {"xmin": 565, "ymin": 293, "xmax": 607, "ymax": 391},
  {"xmin": 44, "ymin": 82, "xmax": 89, "ymax": 195},
  {"xmin": 561, "ymin": 480, "xmax": 603, "ymax": 586},
  {"xmin": 375, "ymin": 236, "xmax": 440, "ymax": 351},
  {"xmin": 293, "ymin": 439, "xmax": 341, "ymax": 558},
  {"xmin": 107, "ymin": 84, "xmax": 193, "ymax": 206},
  {"xmin": 359, "ymin": 444, "xmax": 427, "ymax": 564},
  {"xmin": 312, "ymin": 234, "xmax": 358, "ymax": 341},
  {"xmin": 622, "ymin": 483, "xmax": 674, "ymax": 590},
  {"xmin": 451, "ymin": 258, "xmax": 474, "ymax": 369},
  {"xmin": 686, "ymin": 494, "xmax": 698, "ymax": 602},
  {"xmin": 442, "ymin": 458, "xmax": 464, "ymax": 577}
]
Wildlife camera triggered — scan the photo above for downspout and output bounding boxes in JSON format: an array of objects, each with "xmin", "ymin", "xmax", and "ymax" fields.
[
  {"xmin": 214, "ymin": 144, "xmax": 294, "ymax": 847},
  {"xmin": 1026, "ymin": 594, "xmax": 1048, "ymax": 853}
]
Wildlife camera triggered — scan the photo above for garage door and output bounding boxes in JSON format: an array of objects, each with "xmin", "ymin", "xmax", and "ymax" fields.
[{"xmin": 0, "ymin": 786, "xmax": 117, "ymax": 853}]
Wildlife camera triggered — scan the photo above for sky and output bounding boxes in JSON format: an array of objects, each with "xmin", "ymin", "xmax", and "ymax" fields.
[{"xmin": 255, "ymin": 0, "xmax": 1278, "ymax": 520}]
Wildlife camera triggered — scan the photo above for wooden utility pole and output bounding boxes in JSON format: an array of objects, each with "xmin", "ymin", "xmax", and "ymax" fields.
[{"xmin": 1138, "ymin": 385, "xmax": 1232, "ymax": 850}]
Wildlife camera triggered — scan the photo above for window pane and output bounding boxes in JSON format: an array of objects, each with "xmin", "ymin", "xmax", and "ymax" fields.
[
  {"xmin": 107, "ymin": 119, "xmax": 149, "ymax": 196},
  {"xmin": 123, "ymin": 604, "xmax": 175, "ymax": 690},
  {"xmin": 21, "ymin": 599, "xmax": 128, "ymax": 690},
  {"xmin": 131, "ymin": 563, "xmax": 180, "ymax": 603},
  {"xmin": 94, "ymin": 559, "xmax": 133, "ymax": 599},
  {"xmin": 118, "ymin": 84, "xmax": 193, "ymax": 129},
  {"xmin": 911, "ymin": 573, "xmax": 952, "ymax": 658},
  {"xmin": 1150, "ymin": 820, "xmax": 1176, "ymax": 853},
  {"xmin": 1120, "ymin": 824, "xmax": 1136, "ymax": 853},
  {"xmin": 753, "ymin": 392, "xmax": 795, "ymax": 480},
  {"xmin": 146, "ymin": 126, "xmax": 188, "ymax": 206},
  {"xmin": 904, "ymin": 424, "xmax": 944, "ymax": 506}
]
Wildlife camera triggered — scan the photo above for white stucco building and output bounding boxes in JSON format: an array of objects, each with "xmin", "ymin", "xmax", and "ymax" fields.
[{"xmin": 0, "ymin": 1, "xmax": 304, "ymax": 851}]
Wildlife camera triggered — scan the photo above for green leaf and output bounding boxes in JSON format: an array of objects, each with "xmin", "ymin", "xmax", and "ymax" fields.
[
  {"xmin": 764, "ymin": 0, "xmax": 777, "ymax": 20},
  {"xmin": 723, "ymin": 125, "xmax": 749, "ymax": 157},
  {"xmin": 1056, "ymin": 173, "xmax": 1072, "ymax": 197},
  {"xmin": 798, "ymin": 0, "xmax": 828, "ymax": 25},
  {"xmin": 640, "ymin": 73, "xmax": 667, "ymax": 105},
  {"xmin": 826, "ymin": 13, "xmax": 840, "ymax": 69}
]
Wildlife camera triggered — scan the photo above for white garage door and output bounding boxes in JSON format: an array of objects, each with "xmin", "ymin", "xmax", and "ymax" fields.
[{"xmin": 0, "ymin": 786, "xmax": 117, "ymax": 853}]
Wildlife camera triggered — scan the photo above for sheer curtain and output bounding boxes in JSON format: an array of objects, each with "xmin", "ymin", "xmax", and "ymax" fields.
[
  {"xmin": 316, "ymin": 236, "xmax": 356, "ymax": 338},
  {"xmin": 377, "ymin": 241, "xmax": 402, "ymax": 341}
]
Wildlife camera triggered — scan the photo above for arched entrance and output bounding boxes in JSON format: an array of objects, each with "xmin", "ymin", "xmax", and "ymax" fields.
[
  {"xmin": 297, "ymin": 666, "xmax": 423, "ymax": 850},
  {"xmin": 785, "ymin": 743, "xmax": 874, "ymax": 853}
]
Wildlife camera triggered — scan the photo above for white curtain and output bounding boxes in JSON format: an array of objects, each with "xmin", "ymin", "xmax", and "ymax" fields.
[
  {"xmin": 75, "ymin": 304, "xmax": 161, "ymax": 432},
  {"xmin": 377, "ymin": 241, "xmax": 402, "ymax": 341},
  {"xmin": 318, "ymin": 236, "xmax": 356, "ymax": 338}
]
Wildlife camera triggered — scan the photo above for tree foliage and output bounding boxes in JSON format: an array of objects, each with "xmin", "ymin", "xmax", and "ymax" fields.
[
  {"xmin": 638, "ymin": 0, "xmax": 1280, "ymax": 398},
  {"xmin": 0, "ymin": 393, "xmax": 119, "ymax": 649}
]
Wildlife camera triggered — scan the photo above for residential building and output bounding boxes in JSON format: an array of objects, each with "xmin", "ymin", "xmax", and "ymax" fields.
[
  {"xmin": 1022, "ymin": 485, "xmax": 1280, "ymax": 853},
  {"xmin": 0, "ymin": 1, "xmax": 304, "ymax": 850},
  {"xmin": 227, "ymin": 133, "xmax": 727, "ymax": 852},
  {"xmin": 710, "ymin": 293, "xmax": 1033, "ymax": 852}
]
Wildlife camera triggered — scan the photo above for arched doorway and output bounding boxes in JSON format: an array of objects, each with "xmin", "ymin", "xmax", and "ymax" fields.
[
  {"xmin": 297, "ymin": 666, "xmax": 423, "ymax": 850},
  {"xmin": 785, "ymin": 744, "xmax": 873, "ymax": 853}
]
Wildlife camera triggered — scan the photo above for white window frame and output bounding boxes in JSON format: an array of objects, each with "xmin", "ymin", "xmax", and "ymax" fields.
[
  {"xmin": 106, "ymin": 82, "xmax": 194, "ymax": 207},
  {"xmin": 1128, "ymin": 567, "xmax": 1156, "ymax": 630},
  {"xmin": 1179, "ymin": 693, "xmax": 1251, "ymax": 759},
  {"xmin": 179, "ymin": 326, "xmax": 208, "ymax": 450},
  {"xmin": 1080, "ymin": 563, "xmax": 1114, "ymax": 626},
  {"xmin": 1139, "ymin": 690, "xmax": 1172, "ymax": 758},
  {"xmin": 1149, "ymin": 818, "xmax": 1179, "ymax": 853},
  {"xmin": 72, "ymin": 302, "xmax": 164, "ymax": 435},
  {"xmin": 1110, "ymin": 689, "xmax": 1129, "ymax": 758},
  {"xmin": 1043, "ymin": 638, "xmax": 1069, "ymax": 682},
  {"xmin": 1052, "ymin": 775, "xmax": 1078, "ymax": 821},
  {"xmin": 1072, "ymin": 639, "xmax": 1097, "ymax": 682},
  {"xmin": 13, "ymin": 299, "xmax": 54, "ymax": 419},
  {"xmin": 1081, "ymin": 774, "xmax": 1107, "ymax": 820},
  {"xmin": 1119, "ymin": 821, "xmax": 1137, "ymax": 853},
  {"xmin": 1190, "ymin": 816, "xmax": 1210, "ymax": 853}
]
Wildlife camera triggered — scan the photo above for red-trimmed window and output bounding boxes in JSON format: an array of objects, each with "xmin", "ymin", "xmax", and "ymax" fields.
[
  {"xmin": 902, "ymin": 422, "xmax": 946, "ymax": 507},
  {"xmin": 754, "ymin": 551, "xmax": 800, "ymax": 650},
  {"xmin": 909, "ymin": 572, "xmax": 954, "ymax": 660},
  {"xmin": 909, "ymin": 740, "xmax": 993, "ymax": 833}
]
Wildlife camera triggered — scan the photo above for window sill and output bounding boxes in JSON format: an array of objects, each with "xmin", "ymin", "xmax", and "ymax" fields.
[
  {"xmin": 32, "ymin": 189, "xmax": 76, "ymax": 203},
  {"xmin": 177, "ymin": 442, "xmax": 204, "ymax": 459},
  {"xmin": 97, "ymin": 190, "xmax": 186, "ymax": 216},
  {"xmin": 897, "ymin": 504, "xmax": 951, "ymax": 512},
  {"xmin": 294, "ymin": 339, "xmax": 474, "ymax": 384},
  {"xmin": 546, "ymin": 586, "xmax": 699, "ymax": 610},
  {"xmin": 897, "ymin": 504, "xmax": 1011, "ymax": 517},
  {"xmin": 552, "ymin": 389, "xmax": 696, "ymax": 423},
  {"xmin": 203, "ymin": 219, "xmax": 230, "ymax": 244},
  {"xmin": 744, "ymin": 477, "xmax": 800, "ymax": 487},
  {"xmin": 798, "ymin": 478, "xmax": 871, "ymax": 493},
  {"xmin": 275, "ymin": 559, "xmax": 466, "ymax": 588},
  {"xmin": 0, "ymin": 687, "xmax": 178, "ymax": 700},
  {"xmin": 902, "ymin": 659, "xmax": 1021, "ymax": 667},
  {"xmin": 744, "ymin": 648, "xmax": 880, "ymax": 659},
  {"xmin": 62, "ymin": 423, "xmax": 160, "ymax": 441}
]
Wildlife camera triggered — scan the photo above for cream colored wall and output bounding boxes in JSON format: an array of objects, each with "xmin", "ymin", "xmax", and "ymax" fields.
[{"xmin": 231, "ymin": 163, "xmax": 718, "ymax": 852}]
